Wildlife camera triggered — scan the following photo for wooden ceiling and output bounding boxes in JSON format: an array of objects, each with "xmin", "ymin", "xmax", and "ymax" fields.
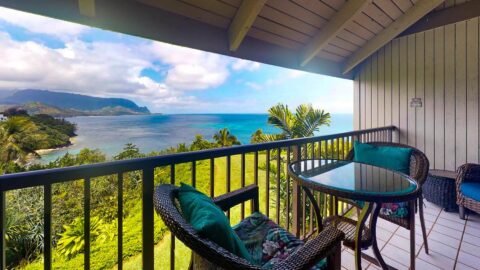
[
  {"xmin": 0, "ymin": 0, "xmax": 478, "ymax": 79},
  {"xmin": 135, "ymin": 0, "xmax": 445, "ymax": 74}
]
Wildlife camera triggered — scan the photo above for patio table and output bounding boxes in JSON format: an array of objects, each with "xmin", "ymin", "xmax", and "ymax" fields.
[{"xmin": 288, "ymin": 159, "xmax": 420, "ymax": 270}]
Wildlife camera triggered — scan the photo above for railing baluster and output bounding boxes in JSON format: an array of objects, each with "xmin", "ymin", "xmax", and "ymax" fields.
[
  {"xmin": 311, "ymin": 142, "xmax": 315, "ymax": 159},
  {"xmin": 253, "ymin": 152, "xmax": 258, "ymax": 215},
  {"xmin": 84, "ymin": 178, "xmax": 91, "ymax": 270},
  {"xmin": 286, "ymin": 147, "xmax": 291, "ymax": 231},
  {"xmin": 302, "ymin": 189, "xmax": 306, "ymax": 238},
  {"xmin": 210, "ymin": 158, "xmax": 215, "ymax": 197},
  {"xmin": 241, "ymin": 153, "xmax": 246, "ymax": 220},
  {"xmin": 118, "ymin": 174, "xmax": 123, "ymax": 270},
  {"xmin": 336, "ymin": 138, "xmax": 340, "ymax": 159},
  {"xmin": 266, "ymin": 150, "xmax": 270, "ymax": 218},
  {"xmin": 309, "ymin": 190, "xmax": 313, "ymax": 234},
  {"xmin": 1, "ymin": 191, "xmax": 5, "ymax": 270},
  {"xmin": 44, "ymin": 184, "xmax": 52, "ymax": 270},
  {"xmin": 276, "ymin": 148, "xmax": 281, "ymax": 225},
  {"xmin": 226, "ymin": 155, "xmax": 231, "ymax": 219},
  {"xmin": 143, "ymin": 168, "xmax": 154, "ymax": 270},
  {"xmin": 169, "ymin": 165, "xmax": 175, "ymax": 270},
  {"xmin": 192, "ymin": 161, "xmax": 196, "ymax": 187},
  {"xmin": 254, "ymin": 151, "xmax": 258, "ymax": 186},
  {"xmin": 292, "ymin": 144, "xmax": 301, "ymax": 237}
]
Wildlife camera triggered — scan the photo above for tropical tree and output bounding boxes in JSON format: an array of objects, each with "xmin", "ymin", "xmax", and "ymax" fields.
[
  {"xmin": 0, "ymin": 117, "xmax": 43, "ymax": 164},
  {"xmin": 213, "ymin": 128, "xmax": 241, "ymax": 147},
  {"xmin": 190, "ymin": 134, "xmax": 215, "ymax": 151},
  {"xmin": 253, "ymin": 104, "xmax": 330, "ymax": 142}
]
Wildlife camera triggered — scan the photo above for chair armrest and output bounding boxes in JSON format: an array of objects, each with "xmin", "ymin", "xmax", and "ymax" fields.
[
  {"xmin": 457, "ymin": 164, "xmax": 480, "ymax": 186},
  {"xmin": 213, "ymin": 184, "xmax": 259, "ymax": 212},
  {"xmin": 272, "ymin": 227, "xmax": 345, "ymax": 270}
]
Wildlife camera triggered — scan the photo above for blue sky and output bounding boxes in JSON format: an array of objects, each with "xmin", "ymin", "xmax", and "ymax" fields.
[{"xmin": 0, "ymin": 7, "xmax": 353, "ymax": 114}]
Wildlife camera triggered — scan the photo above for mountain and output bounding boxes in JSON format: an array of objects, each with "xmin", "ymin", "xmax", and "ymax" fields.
[{"xmin": 0, "ymin": 89, "xmax": 150, "ymax": 116}]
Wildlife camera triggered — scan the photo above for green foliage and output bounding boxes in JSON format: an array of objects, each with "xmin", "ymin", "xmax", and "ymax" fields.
[
  {"xmin": 114, "ymin": 143, "xmax": 144, "ymax": 160},
  {"xmin": 57, "ymin": 216, "xmax": 114, "ymax": 258},
  {"xmin": 4, "ymin": 187, "xmax": 44, "ymax": 268},
  {"xmin": 190, "ymin": 134, "xmax": 216, "ymax": 151},
  {"xmin": 31, "ymin": 114, "xmax": 76, "ymax": 137},
  {"xmin": 252, "ymin": 103, "xmax": 330, "ymax": 143},
  {"xmin": 0, "ymin": 114, "xmax": 76, "ymax": 164},
  {"xmin": 0, "ymin": 116, "xmax": 43, "ymax": 164},
  {"xmin": 213, "ymin": 128, "xmax": 241, "ymax": 147}
]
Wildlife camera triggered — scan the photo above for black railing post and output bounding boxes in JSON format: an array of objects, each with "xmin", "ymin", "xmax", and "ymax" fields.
[
  {"xmin": 292, "ymin": 144, "xmax": 302, "ymax": 237},
  {"xmin": 44, "ymin": 184, "xmax": 52, "ymax": 270},
  {"xmin": 84, "ymin": 178, "xmax": 91, "ymax": 270},
  {"xmin": 118, "ymin": 173, "xmax": 123, "ymax": 270},
  {"xmin": 142, "ymin": 168, "xmax": 154, "ymax": 270},
  {"xmin": 169, "ymin": 165, "xmax": 175, "ymax": 270},
  {"xmin": 0, "ymin": 191, "xmax": 5, "ymax": 270}
]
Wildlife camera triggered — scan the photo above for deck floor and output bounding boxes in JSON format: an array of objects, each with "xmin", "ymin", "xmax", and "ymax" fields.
[{"xmin": 340, "ymin": 200, "xmax": 480, "ymax": 270}]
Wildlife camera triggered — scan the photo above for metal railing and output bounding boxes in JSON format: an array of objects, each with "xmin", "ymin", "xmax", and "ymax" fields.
[{"xmin": 0, "ymin": 126, "xmax": 395, "ymax": 270}]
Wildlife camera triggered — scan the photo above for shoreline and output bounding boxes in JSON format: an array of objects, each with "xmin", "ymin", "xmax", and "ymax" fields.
[{"xmin": 35, "ymin": 137, "xmax": 77, "ymax": 155}]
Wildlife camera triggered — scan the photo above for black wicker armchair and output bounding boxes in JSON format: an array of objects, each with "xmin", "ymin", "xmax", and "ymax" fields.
[
  {"xmin": 456, "ymin": 163, "xmax": 480, "ymax": 219},
  {"xmin": 345, "ymin": 142, "xmax": 430, "ymax": 268},
  {"xmin": 154, "ymin": 184, "xmax": 345, "ymax": 270}
]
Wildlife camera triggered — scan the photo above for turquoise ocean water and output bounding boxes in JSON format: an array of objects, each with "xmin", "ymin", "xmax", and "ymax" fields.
[{"xmin": 40, "ymin": 114, "xmax": 353, "ymax": 163}]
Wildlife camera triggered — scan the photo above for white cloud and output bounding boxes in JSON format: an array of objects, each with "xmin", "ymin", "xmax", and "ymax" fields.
[
  {"xmin": 0, "ymin": 7, "xmax": 87, "ymax": 39},
  {"xmin": 0, "ymin": 30, "xmax": 234, "ymax": 110},
  {"xmin": 150, "ymin": 42, "xmax": 230, "ymax": 91},
  {"xmin": 232, "ymin": 59, "xmax": 261, "ymax": 71}
]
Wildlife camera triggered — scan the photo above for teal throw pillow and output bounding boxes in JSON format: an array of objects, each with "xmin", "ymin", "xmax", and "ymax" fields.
[
  {"xmin": 353, "ymin": 141, "xmax": 412, "ymax": 174},
  {"xmin": 177, "ymin": 183, "xmax": 252, "ymax": 261}
]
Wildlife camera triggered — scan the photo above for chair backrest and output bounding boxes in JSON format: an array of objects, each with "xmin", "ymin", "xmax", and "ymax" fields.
[
  {"xmin": 345, "ymin": 142, "xmax": 430, "ymax": 186},
  {"xmin": 154, "ymin": 184, "xmax": 259, "ymax": 270}
]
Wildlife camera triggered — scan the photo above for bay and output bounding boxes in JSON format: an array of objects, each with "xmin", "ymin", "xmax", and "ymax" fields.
[{"xmin": 40, "ymin": 113, "xmax": 353, "ymax": 163}]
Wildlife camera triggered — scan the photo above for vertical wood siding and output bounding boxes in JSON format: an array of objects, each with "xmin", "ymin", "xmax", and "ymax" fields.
[{"xmin": 355, "ymin": 17, "xmax": 480, "ymax": 170}]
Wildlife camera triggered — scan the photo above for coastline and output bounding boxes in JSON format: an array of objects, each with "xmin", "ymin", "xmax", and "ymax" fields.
[{"xmin": 35, "ymin": 137, "xmax": 77, "ymax": 155}]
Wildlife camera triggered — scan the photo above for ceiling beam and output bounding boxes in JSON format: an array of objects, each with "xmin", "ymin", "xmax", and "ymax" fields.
[
  {"xmin": 78, "ymin": 0, "xmax": 95, "ymax": 17},
  {"xmin": 300, "ymin": 0, "xmax": 371, "ymax": 67},
  {"xmin": 343, "ymin": 0, "xmax": 444, "ymax": 74},
  {"xmin": 400, "ymin": 0, "xmax": 480, "ymax": 37},
  {"xmin": 228, "ymin": 0, "xmax": 267, "ymax": 51}
]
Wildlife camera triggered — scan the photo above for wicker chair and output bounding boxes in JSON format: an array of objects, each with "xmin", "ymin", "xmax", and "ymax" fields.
[
  {"xmin": 345, "ymin": 142, "xmax": 430, "ymax": 267},
  {"xmin": 456, "ymin": 163, "xmax": 480, "ymax": 219},
  {"xmin": 154, "ymin": 184, "xmax": 345, "ymax": 270}
]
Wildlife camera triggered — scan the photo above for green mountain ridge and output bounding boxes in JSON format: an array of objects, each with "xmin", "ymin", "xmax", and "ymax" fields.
[
  {"xmin": 0, "ymin": 89, "xmax": 150, "ymax": 116},
  {"xmin": 16, "ymin": 102, "xmax": 151, "ymax": 117}
]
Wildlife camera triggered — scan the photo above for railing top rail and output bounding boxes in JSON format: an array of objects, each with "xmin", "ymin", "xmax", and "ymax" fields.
[{"xmin": 0, "ymin": 126, "xmax": 395, "ymax": 191}]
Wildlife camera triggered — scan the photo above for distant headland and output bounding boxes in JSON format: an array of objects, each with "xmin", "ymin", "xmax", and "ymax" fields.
[{"xmin": 0, "ymin": 89, "xmax": 151, "ymax": 117}]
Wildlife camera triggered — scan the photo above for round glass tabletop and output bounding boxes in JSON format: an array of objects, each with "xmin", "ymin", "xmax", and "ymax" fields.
[{"xmin": 288, "ymin": 159, "xmax": 419, "ymax": 202}]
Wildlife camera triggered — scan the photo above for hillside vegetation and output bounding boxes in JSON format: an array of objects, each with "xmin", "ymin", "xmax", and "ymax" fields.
[
  {"xmin": 1, "ymin": 89, "xmax": 150, "ymax": 116},
  {"xmin": 0, "ymin": 111, "xmax": 76, "ymax": 165}
]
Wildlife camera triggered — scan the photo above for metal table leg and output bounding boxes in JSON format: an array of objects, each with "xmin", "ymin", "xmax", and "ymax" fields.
[
  {"xmin": 355, "ymin": 201, "xmax": 373, "ymax": 270},
  {"xmin": 370, "ymin": 203, "xmax": 389, "ymax": 269}
]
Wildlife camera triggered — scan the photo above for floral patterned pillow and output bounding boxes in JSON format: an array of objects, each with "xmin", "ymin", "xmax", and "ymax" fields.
[{"xmin": 232, "ymin": 212, "xmax": 326, "ymax": 269}]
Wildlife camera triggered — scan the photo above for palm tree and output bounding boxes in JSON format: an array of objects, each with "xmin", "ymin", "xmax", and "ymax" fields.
[
  {"xmin": 255, "ymin": 103, "xmax": 330, "ymax": 141},
  {"xmin": 213, "ymin": 128, "xmax": 241, "ymax": 147},
  {"xmin": 0, "ymin": 117, "xmax": 41, "ymax": 164}
]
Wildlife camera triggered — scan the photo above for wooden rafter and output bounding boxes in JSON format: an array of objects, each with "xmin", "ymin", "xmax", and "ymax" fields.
[
  {"xmin": 78, "ymin": 0, "xmax": 95, "ymax": 17},
  {"xmin": 300, "ymin": 0, "xmax": 371, "ymax": 67},
  {"xmin": 343, "ymin": 0, "xmax": 444, "ymax": 74},
  {"xmin": 228, "ymin": 0, "xmax": 267, "ymax": 51}
]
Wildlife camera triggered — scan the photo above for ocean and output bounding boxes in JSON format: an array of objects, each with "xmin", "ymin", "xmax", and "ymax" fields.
[{"xmin": 39, "ymin": 114, "xmax": 353, "ymax": 163}]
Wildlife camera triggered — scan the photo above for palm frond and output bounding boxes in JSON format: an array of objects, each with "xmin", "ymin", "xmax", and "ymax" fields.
[{"xmin": 267, "ymin": 104, "xmax": 294, "ymax": 138}]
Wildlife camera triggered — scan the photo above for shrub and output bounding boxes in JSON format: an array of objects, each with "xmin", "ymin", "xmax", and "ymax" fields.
[{"xmin": 57, "ymin": 216, "xmax": 114, "ymax": 258}]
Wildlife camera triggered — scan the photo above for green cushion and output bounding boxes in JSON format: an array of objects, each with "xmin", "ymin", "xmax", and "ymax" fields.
[
  {"xmin": 353, "ymin": 141, "xmax": 412, "ymax": 174},
  {"xmin": 177, "ymin": 183, "xmax": 252, "ymax": 261}
]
